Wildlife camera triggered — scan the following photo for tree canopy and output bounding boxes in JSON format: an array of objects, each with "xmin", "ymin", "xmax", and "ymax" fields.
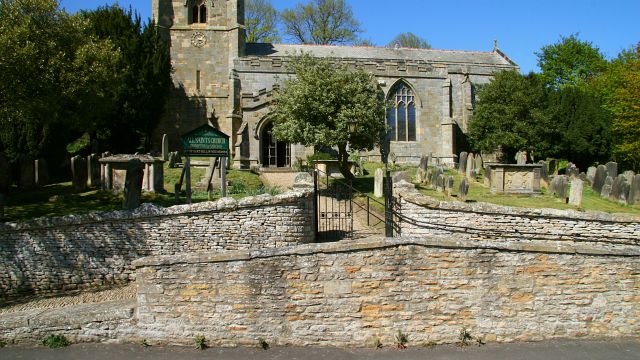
[
  {"xmin": 245, "ymin": 0, "xmax": 280, "ymax": 43},
  {"xmin": 387, "ymin": 32, "xmax": 431, "ymax": 49},
  {"xmin": 271, "ymin": 54, "xmax": 386, "ymax": 178},
  {"xmin": 281, "ymin": 0, "xmax": 362, "ymax": 45}
]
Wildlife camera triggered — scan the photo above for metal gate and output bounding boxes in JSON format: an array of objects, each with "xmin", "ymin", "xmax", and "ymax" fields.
[{"xmin": 313, "ymin": 169, "xmax": 354, "ymax": 242}]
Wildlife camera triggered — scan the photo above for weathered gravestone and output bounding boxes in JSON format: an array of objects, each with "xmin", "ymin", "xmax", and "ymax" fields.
[
  {"xmin": 605, "ymin": 161, "xmax": 618, "ymax": 178},
  {"xmin": 483, "ymin": 164, "xmax": 492, "ymax": 186},
  {"xmin": 87, "ymin": 154, "xmax": 100, "ymax": 187},
  {"xmin": 162, "ymin": 134, "xmax": 169, "ymax": 161},
  {"xmin": 592, "ymin": 165, "xmax": 607, "ymax": 194},
  {"xmin": 436, "ymin": 174, "xmax": 444, "ymax": 192},
  {"xmin": 427, "ymin": 153, "xmax": 433, "ymax": 168},
  {"xmin": 628, "ymin": 175, "xmax": 640, "ymax": 205},
  {"xmin": 445, "ymin": 176, "xmax": 455, "ymax": 196},
  {"xmin": 516, "ymin": 151, "xmax": 527, "ymax": 165},
  {"xmin": 550, "ymin": 175, "xmax": 568, "ymax": 199},
  {"xmin": 586, "ymin": 167, "xmax": 597, "ymax": 184},
  {"xmin": 34, "ymin": 159, "xmax": 48, "ymax": 187},
  {"xmin": 538, "ymin": 160, "xmax": 549, "ymax": 183},
  {"xmin": 392, "ymin": 171, "xmax": 412, "ymax": 185},
  {"xmin": 71, "ymin": 155, "xmax": 88, "ymax": 191},
  {"xmin": 374, "ymin": 168, "xmax": 384, "ymax": 198},
  {"xmin": 458, "ymin": 177, "xmax": 469, "ymax": 201},
  {"xmin": 458, "ymin": 152, "xmax": 468, "ymax": 174},
  {"xmin": 293, "ymin": 172, "xmax": 313, "ymax": 189},
  {"xmin": 0, "ymin": 152, "xmax": 11, "ymax": 193},
  {"xmin": 600, "ymin": 176, "xmax": 613, "ymax": 199},
  {"xmin": 122, "ymin": 159, "xmax": 144, "ymax": 210},
  {"xmin": 565, "ymin": 163, "xmax": 579, "ymax": 178},
  {"xmin": 548, "ymin": 159, "xmax": 558, "ymax": 176},
  {"xmin": 18, "ymin": 154, "xmax": 35, "ymax": 189},
  {"xmin": 465, "ymin": 153, "xmax": 475, "ymax": 179},
  {"xmin": 568, "ymin": 179, "xmax": 584, "ymax": 207},
  {"xmin": 623, "ymin": 170, "xmax": 635, "ymax": 183},
  {"xmin": 474, "ymin": 154, "xmax": 483, "ymax": 176},
  {"xmin": 609, "ymin": 175, "xmax": 630, "ymax": 204}
]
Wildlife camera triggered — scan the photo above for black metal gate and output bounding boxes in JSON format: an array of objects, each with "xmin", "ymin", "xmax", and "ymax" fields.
[{"xmin": 313, "ymin": 169, "xmax": 354, "ymax": 242}]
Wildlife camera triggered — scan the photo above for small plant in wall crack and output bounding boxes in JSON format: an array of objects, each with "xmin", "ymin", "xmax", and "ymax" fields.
[
  {"xmin": 257, "ymin": 338, "xmax": 269, "ymax": 350},
  {"xmin": 42, "ymin": 334, "xmax": 69, "ymax": 348},
  {"xmin": 194, "ymin": 335, "xmax": 207, "ymax": 350},
  {"xmin": 140, "ymin": 339, "xmax": 151, "ymax": 347},
  {"xmin": 395, "ymin": 330, "xmax": 408, "ymax": 349},
  {"xmin": 372, "ymin": 337, "xmax": 383, "ymax": 349},
  {"xmin": 0, "ymin": 339, "xmax": 6, "ymax": 348},
  {"xmin": 458, "ymin": 327, "xmax": 484, "ymax": 347}
]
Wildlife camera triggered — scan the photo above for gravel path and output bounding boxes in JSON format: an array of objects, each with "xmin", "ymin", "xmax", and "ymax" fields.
[{"xmin": 0, "ymin": 283, "xmax": 136, "ymax": 315}]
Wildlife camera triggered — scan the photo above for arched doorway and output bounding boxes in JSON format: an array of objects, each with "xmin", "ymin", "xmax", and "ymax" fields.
[{"xmin": 261, "ymin": 123, "xmax": 290, "ymax": 168}]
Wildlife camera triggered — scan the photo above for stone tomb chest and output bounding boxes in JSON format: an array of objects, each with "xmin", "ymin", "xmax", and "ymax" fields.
[
  {"xmin": 99, "ymin": 155, "xmax": 165, "ymax": 193},
  {"xmin": 486, "ymin": 163, "xmax": 542, "ymax": 194}
]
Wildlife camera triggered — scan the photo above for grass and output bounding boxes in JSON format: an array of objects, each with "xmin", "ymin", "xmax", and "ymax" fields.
[{"xmin": 2, "ymin": 160, "xmax": 270, "ymax": 222}]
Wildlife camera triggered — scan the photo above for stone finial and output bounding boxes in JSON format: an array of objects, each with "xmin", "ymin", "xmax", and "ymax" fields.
[{"xmin": 493, "ymin": 39, "xmax": 498, "ymax": 51}]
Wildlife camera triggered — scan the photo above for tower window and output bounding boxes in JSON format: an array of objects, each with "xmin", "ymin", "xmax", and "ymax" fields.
[
  {"xmin": 387, "ymin": 82, "xmax": 417, "ymax": 142},
  {"xmin": 190, "ymin": 1, "xmax": 207, "ymax": 24}
]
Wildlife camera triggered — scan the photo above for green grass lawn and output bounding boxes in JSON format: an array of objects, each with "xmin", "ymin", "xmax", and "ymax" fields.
[
  {"xmin": 352, "ymin": 162, "xmax": 640, "ymax": 216},
  {"xmin": 2, "ymin": 160, "xmax": 272, "ymax": 222}
]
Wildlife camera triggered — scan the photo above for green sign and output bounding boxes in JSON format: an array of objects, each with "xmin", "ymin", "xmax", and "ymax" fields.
[{"xmin": 180, "ymin": 125, "xmax": 230, "ymax": 157}]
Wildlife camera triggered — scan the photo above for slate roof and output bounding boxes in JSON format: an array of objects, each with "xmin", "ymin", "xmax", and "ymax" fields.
[{"xmin": 245, "ymin": 43, "xmax": 517, "ymax": 67}]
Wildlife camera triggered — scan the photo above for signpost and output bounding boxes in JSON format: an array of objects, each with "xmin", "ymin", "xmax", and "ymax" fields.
[{"xmin": 179, "ymin": 125, "xmax": 230, "ymax": 204}]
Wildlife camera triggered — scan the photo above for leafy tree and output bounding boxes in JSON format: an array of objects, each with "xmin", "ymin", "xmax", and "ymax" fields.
[
  {"xmin": 536, "ymin": 34, "xmax": 607, "ymax": 89},
  {"xmin": 387, "ymin": 32, "xmax": 431, "ymax": 49},
  {"xmin": 245, "ymin": 0, "xmax": 280, "ymax": 43},
  {"xmin": 0, "ymin": 0, "xmax": 120, "ymax": 164},
  {"xmin": 468, "ymin": 71, "xmax": 550, "ymax": 161},
  {"xmin": 83, "ymin": 5, "xmax": 171, "ymax": 153},
  {"xmin": 281, "ymin": 0, "xmax": 362, "ymax": 45},
  {"xmin": 271, "ymin": 54, "xmax": 386, "ymax": 179}
]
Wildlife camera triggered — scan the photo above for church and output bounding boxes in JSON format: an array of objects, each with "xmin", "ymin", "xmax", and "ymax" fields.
[{"xmin": 152, "ymin": 0, "xmax": 518, "ymax": 168}]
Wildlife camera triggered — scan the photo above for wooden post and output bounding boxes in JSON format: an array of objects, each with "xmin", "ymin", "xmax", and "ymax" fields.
[
  {"xmin": 220, "ymin": 157, "xmax": 227, "ymax": 197},
  {"xmin": 185, "ymin": 156, "xmax": 192, "ymax": 204}
]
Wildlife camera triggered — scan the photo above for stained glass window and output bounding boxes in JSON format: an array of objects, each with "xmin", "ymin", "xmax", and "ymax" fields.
[{"xmin": 387, "ymin": 82, "xmax": 417, "ymax": 142}]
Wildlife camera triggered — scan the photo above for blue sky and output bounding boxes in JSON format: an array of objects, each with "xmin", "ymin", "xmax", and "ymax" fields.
[{"xmin": 59, "ymin": 0, "xmax": 640, "ymax": 73}]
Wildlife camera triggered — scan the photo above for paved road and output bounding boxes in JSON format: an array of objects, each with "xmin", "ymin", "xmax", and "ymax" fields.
[{"xmin": 2, "ymin": 339, "xmax": 639, "ymax": 360}]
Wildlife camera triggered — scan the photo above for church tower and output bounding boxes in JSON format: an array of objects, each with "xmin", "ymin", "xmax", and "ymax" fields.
[{"xmin": 152, "ymin": 0, "xmax": 245, "ymax": 152}]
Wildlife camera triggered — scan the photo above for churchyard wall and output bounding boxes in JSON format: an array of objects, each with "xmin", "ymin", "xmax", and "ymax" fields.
[
  {"xmin": 133, "ymin": 237, "xmax": 640, "ymax": 346},
  {"xmin": 397, "ymin": 191, "xmax": 640, "ymax": 247},
  {"xmin": 0, "ymin": 190, "xmax": 315, "ymax": 303}
]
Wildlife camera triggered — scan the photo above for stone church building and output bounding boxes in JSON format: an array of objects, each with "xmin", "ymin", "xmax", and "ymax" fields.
[{"xmin": 152, "ymin": 0, "xmax": 518, "ymax": 168}]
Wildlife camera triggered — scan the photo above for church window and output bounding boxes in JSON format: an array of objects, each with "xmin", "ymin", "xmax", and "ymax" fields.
[
  {"xmin": 189, "ymin": 1, "xmax": 207, "ymax": 24},
  {"xmin": 387, "ymin": 82, "xmax": 416, "ymax": 142}
]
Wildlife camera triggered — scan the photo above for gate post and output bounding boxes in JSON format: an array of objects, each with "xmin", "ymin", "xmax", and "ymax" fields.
[
  {"xmin": 384, "ymin": 169, "xmax": 393, "ymax": 237},
  {"xmin": 313, "ymin": 169, "xmax": 319, "ymax": 240}
]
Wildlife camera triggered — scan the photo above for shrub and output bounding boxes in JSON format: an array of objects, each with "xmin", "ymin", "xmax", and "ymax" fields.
[
  {"xmin": 395, "ymin": 330, "xmax": 408, "ymax": 349},
  {"xmin": 194, "ymin": 335, "xmax": 207, "ymax": 350},
  {"xmin": 42, "ymin": 335, "xmax": 69, "ymax": 348},
  {"xmin": 257, "ymin": 338, "xmax": 269, "ymax": 350}
]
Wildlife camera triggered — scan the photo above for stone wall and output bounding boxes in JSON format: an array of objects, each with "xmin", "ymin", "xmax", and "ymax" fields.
[
  {"xmin": 398, "ymin": 192, "xmax": 640, "ymax": 247},
  {"xmin": 0, "ymin": 190, "xmax": 314, "ymax": 303},
  {"xmin": 134, "ymin": 237, "xmax": 640, "ymax": 347}
]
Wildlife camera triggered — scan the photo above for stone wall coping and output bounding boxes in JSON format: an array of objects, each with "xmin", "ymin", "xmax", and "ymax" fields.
[
  {"xmin": 399, "ymin": 191, "xmax": 640, "ymax": 224},
  {"xmin": 0, "ymin": 189, "xmax": 313, "ymax": 232},
  {"xmin": 133, "ymin": 236, "xmax": 640, "ymax": 269},
  {"xmin": 486, "ymin": 163, "xmax": 543, "ymax": 169}
]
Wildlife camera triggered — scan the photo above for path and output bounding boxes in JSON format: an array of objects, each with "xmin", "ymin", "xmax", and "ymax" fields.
[{"xmin": 2, "ymin": 339, "xmax": 639, "ymax": 360}]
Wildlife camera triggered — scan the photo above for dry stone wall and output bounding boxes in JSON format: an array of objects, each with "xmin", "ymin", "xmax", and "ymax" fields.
[
  {"xmin": 398, "ymin": 192, "xmax": 640, "ymax": 247},
  {"xmin": 0, "ymin": 190, "xmax": 314, "ymax": 303},
  {"xmin": 134, "ymin": 237, "xmax": 640, "ymax": 347}
]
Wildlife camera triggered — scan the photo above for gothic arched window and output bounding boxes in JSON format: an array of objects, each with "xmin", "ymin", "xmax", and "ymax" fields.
[
  {"xmin": 387, "ymin": 82, "xmax": 416, "ymax": 142},
  {"xmin": 190, "ymin": 1, "xmax": 207, "ymax": 24}
]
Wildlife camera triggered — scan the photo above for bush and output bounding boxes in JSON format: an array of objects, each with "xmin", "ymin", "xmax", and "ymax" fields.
[
  {"xmin": 194, "ymin": 335, "xmax": 207, "ymax": 350},
  {"xmin": 42, "ymin": 335, "xmax": 69, "ymax": 348}
]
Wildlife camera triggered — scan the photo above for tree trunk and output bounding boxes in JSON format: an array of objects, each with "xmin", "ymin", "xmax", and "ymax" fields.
[{"xmin": 337, "ymin": 144, "xmax": 354, "ymax": 180}]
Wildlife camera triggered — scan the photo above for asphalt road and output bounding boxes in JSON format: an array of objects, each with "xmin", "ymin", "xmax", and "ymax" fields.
[{"xmin": 1, "ymin": 339, "xmax": 639, "ymax": 360}]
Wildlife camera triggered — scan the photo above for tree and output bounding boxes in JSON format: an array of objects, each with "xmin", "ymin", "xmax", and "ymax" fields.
[
  {"xmin": 245, "ymin": 0, "xmax": 280, "ymax": 43},
  {"xmin": 281, "ymin": 0, "xmax": 362, "ymax": 45},
  {"xmin": 536, "ymin": 34, "xmax": 607, "ymax": 89},
  {"xmin": 387, "ymin": 32, "xmax": 431, "ymax": 49},
  {"xmin": 0, "ymin": 0, "xmax": 120, "ymax": 164},
  {"xmin": 468, "ymin": 71, "xmax": 550, "ymax": 161},
  {"xmin": 271, "ymin": 54, "xmax": 386, "ymax": 179}
]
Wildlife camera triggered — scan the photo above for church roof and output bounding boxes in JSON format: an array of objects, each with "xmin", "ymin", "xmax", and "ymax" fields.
[{"xmin": 245, "ymin": 43, "xmax": 517, "ymax": 67}]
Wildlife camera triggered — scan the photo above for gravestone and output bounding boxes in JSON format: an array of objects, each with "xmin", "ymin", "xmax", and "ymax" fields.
[
  {"xmin": 586, "ymin": 167, "xmax": 597, "ymax": 184},
  {"xmin": 623, "ymin": 170, "xmax": 635, "ymax": 183},
  {"xmin": 483, "ymin": 164, "xmax": 492, "ymax": 186},
  {"xmin": 415, "ymin": 167, "xmax": 424, "ymax": 183},
  {"xmin": 474, "ymin": 154, "xmax": 483, "ymax": 175},
  {"xmin": 293, "ymin": 172, "xmax": 313, "ymax": 189},
  {"xmin": 548, "ymin": 159, "xmax": 558, "ymax": 176},
  {"xmin": 458, "ymin": 177, "xmax": 469, "ymax": 201},
  {"xmin": 71, "ymin": 155, "xmax": 88, "ymax": 191},
  {"xmin": 605, "ymin": 161, "xmax": 618, "ymax": 178},
  {"xmin": 445, "ymin": 176, "xmax": 455, "ymax": 196},
  {"xmin": 592, "ymin": 165, "xmax": 607, "ymax": 194},
  {"xmin": 565, "ymin": 163, "xmax": 579, "ymax": 178},
  {"xmin": 568, "ymin": 179, "xmax": 584, "ymax": 207},
  {"xmin": 436, "ymin": 174, "xmax": 444, "ymax": 192},
  {"xmin": 427, "ymin": 153, "xmax": 432, "ymax": 168},
  {"xmin": 122, "ymin": 159, "xmax": 144, "ymax": 210},
  {"xmin": 419, "ymin": 155, "xmax": 428, "ymax": 172},
  {"xmin": 162, "ymin": 134, "xmax": 169, "ymax": 161},
  {"xmin": 87, "ymin": 154, "xmax": 100, "ymax": 187},
  {"xmin": 34, "ymin": 159, "xmax": 48, "ymax": 187},
  {"xmin": 465, "ymin": 153, "xmax": 475, "ymax": 179},
  {"xmin": 628, "ymin": 175, "xmax": 640, "ymax": 205},
  {"xmin": 392, "ymin": 171, "xmax": 412, "ymax": 184},
  {"xmin": 609, "ymin": 175, "xmax": 630, "ymax": 204},
  {"xmin": 0, "ymin": 152, "xmax": 9, "ymax": 193},
  {"xmin": 374, "ymin": 168, "xmax": 384, "ymax": 198},
  {"xmin": 600, "ymin": 176, "xmax": 613, "ymax": 199},
  {"xmin": 550, "ymin": 175, "xmax": 568, "ymax": 199},
  {"xmin": 18, "ymin": 154, "xmax": 35, "ymax": 189},
  {"xmin": 458, "ymin": 152, "xmax": 468, "ymax": 174},
  {"xmin": 538, "ymin": 160, "xmax": 549, "ymax": 182},
  {"xmin": 516, "ymin": 151, "xmax": 527, "ymax": 165}
]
